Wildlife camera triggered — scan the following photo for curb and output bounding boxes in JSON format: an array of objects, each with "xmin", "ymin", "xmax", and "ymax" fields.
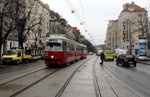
[{"xmin": 138, "ymin": 61, "xmax": 150, "ymax": 65}]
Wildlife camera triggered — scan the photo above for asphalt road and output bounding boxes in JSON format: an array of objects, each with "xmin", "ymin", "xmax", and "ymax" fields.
[
  {"xmin": 104, "ymin": 60, "xmax": 150, "ymax": 97},
  {"xmin": 0, "ymin": 56, "xmax": 95, "ymax": 97},
  {"xmin": 0, "ymin": 60, "xmax": 44, "ymax": 80},
  {"xmin": 0, "ymin": 56, "xmax": 150, "ymax": 97}
]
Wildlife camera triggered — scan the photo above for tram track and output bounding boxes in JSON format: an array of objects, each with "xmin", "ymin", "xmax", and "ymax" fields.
[
  {"xmin": 56, "ymin": 56, "xmax": 139, "ymax": 97},
  {"xmin": 55, "ymin": 57, "xmax": 95, "ymax": 97},
  {"xmin": 1, "ymin": 56, "xmax": 137, "ymax": 97},
  {"xmin": 55, "ymin": 56, "xmax": 117, "ymax": 97},
  {"xmin": 91, "ymin": 57, "xmax": 143, "ymax": 97},
  {"xmin": 0, "ymin": 56, "xmax": 139, "ymax": 97},
  {"xmin": 0, "ymin": 57, "xmax": 94, "ymax": 97},
  {"xmin": 0, "ymin": 67, "xmax": 46, "ymax": 86},
  {"xmin": 92, "ymin": 56, "xmax": 120, "ymax": 97},
  {"xmin": 10, "ymin": 69, "xmax": 60, "ymax": 97},
  {"xmin": 102, "ymin": 68, "xmax": 119, "ymax": 97},
  {"xmin": 92, "ymin": 57, "xmax": 102, "ymax": 97},
  {"xmin": 0, "ymin": 67, "xmax": 60, "ymax": 97},
  {"xmin": 103, "ymin": 64, "xmax": 142, "ymax": 97}
]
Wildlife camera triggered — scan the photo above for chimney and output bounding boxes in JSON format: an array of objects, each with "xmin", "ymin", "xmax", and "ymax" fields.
[{"xmin": 123, "ymin": 3, "xmax": 129, "ymax": 9}]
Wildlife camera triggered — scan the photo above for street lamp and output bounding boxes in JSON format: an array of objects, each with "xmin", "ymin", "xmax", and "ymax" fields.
[
  {"xmin": 80, "ymin": 22, "xmax": 85, "ymax": 25},
  {"xmin": 71, "ymin": 10, "xmax": 75, "ymax": 13}
]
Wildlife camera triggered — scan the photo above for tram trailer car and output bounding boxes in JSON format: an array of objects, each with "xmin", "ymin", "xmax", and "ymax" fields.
[{"xmin": 43, "ymin": 36, "xmax": 87, "ymax": 67}]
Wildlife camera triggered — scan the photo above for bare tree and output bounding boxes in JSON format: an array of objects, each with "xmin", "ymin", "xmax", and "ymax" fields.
[
  {"xmin": 27, "ymin": 3, "xmax": 48, "ymax": 55},
  {"xmin": 31, "ymin": 27, "xmax": 42, "ymax": 55},
  {"xmin": 0, "ymin": 0, "xmax": 44, "ymax": 63},
  {"xmin": 128, "ymin": 12, "xmax": 149, "ymax": 38},
  {"xmin": 0, "ymin": 0, "xmax": 17, "ymax": 62},
  {"xmin": 122, "ymin": 12, "xmax": 149, "ymax": 52},
  {"xmin": 81, "ymin": 39, "xmax": 96, "ymax": 53},
  {"xmin": 15, "ymin": 0, "xmax": 43, "ymax": 50}
]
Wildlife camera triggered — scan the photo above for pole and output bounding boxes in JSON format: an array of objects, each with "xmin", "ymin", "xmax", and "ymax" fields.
[
  {"xmin": 115, "ymin": 31, "xmax": 117, "ymax": 49},
  {"xmin": 129, "ymin": 20, "xmax": 132, "ymax": 53},
  {"xmin": 126, "ymin": 20, "xmax": 129, "ymax": 50},
  {"xmin": 126, "ymin": 19, "xmax": 132, "ymax": 53}
]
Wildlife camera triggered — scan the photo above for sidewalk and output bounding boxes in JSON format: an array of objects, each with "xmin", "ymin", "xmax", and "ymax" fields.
[
  {"xmin": 137, "ymin": 56, "xmax": 150, "ymax": 65},
  {"xmin": 32, "ymin": 55, "xmax": 42, "ymax": 60},
  {"xmin": 138, "ymin": 61, "xmax": 150, "ymax": 65}
]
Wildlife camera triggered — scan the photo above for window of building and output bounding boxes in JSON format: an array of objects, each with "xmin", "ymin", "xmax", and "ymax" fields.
[
  {"xmin": 148, "ymin": 40, "xmax": 150, "ymax": 49},
  {"xmin": 128, "ymin": 7, "xmax": 135, "ymax": 11},
  {"xmin": 138, "ymin": 14, "xmax": 142, "ymax": 17},
  {"xmin": 138, "ymin": 21, "xmax": 142, "ymax": 25},
  {"xmin": 0, "ymin": 3, "xmax": 3, "ymax": 12}
]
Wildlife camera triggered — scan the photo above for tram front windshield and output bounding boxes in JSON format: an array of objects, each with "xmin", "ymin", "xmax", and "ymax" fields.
[{"xmin": 46, "ymin": 42, "xmax": 62, "ymax": 51}]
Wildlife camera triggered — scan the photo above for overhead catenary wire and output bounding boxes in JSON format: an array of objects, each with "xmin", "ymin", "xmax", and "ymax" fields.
[
  {"xmin": 63, "ymin": 0, "xmax": 83, "ymax": 23},
  {"xmin": 79, "ymin": 0, "xmax": 96, "ymax": 45},
  {"xmin": 62, "ymin": 0, "xmax": 96, "ymax": 45}
]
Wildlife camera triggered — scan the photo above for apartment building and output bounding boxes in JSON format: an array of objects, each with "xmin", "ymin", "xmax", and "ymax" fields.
[
  {"xmin": 106, "ymin": 2, "xmax": 148, "ymax": 53},
  {"xmin": 0, "ymin": 0, "xmax": 26, "ymax": 54},
  {"xmin": 106, "ymin": 21, "xmax": 112, "ymax": 49},
  {"xmin": 0, "ymin": 0, "xmax": 77, "ymax": 55},
  {"xmin": 0, "ymin": 0, "xmax": 86, "ymax": 57},
  {"xmin": 147, "ymin": 18, "xmax": 150, "ymax": 56},
  {"xmin": 24, "ymin": 0, "xmax": 52, "ymax": 55},
  {"xmin": 106, "ymin": 20, "xmax": 118, "ymax": 49},
  {"xmin": 118, "ymin": 2, "xmax": 148, "ymax": 50}
]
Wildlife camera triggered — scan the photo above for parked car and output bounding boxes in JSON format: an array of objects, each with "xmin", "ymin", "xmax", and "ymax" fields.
[
  {"xmin": 116, "ymin": 54, "xmax": 136, "ymax": 67},
  {"xmin": 104, "ymin": 50, "xmax": 115, "ymax": 61},
  {"xmin": 2, "ymin": 49, "xmax": 32, "ymax": 65}
]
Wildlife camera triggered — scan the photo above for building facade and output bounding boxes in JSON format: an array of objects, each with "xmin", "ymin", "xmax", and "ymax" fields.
[
  {"xmin": 106, "ymin": 20, "xmax": 118, "ymax": 49},
  {"xmin": 106, "ymin": 2, "xmax": 148, "ymax": 54},
  {"xmin": 118, "ymin": 2, "xmax": 148, "ymax": 50},
  {"xmin": 24, "ymin": 0, "xmax": 52, "ymax": 55},
  {"xmin": 0, "ymin": 0, "xmax": 86, "ymax": 57}
]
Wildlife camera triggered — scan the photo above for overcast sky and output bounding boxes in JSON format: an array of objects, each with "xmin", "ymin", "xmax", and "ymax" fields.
[{"xmin": 41, "ymin": 0, "xmax": 150, "ymax": 45}]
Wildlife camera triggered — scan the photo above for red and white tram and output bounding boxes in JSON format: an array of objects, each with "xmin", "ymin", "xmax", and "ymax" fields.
[{"xmin": 43, "ymin": 35, "xmax": 87, "ymax": 67}]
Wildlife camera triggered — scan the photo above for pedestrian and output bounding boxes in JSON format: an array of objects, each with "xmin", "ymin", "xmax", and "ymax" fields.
[
  {"xmin": 99, "ymin": 51, "xmax": 105, "ymax": 66},
  {"xmin": 135, "ymin": 49, "xmax": 138, "ymax": 56}
]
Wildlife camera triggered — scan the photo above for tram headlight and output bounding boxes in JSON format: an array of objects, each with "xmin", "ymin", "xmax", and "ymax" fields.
[{"xmin": 51, "ymin": 55, "xmax": 54, "ymax": 58}]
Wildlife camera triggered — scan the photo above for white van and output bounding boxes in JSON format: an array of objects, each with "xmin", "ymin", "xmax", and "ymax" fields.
[{"xmin": 115, "ymin": 49, "xmax": 127, "ymax": 58}]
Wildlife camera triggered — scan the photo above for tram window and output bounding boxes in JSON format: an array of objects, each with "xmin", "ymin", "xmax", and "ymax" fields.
[
  {"xmin": 68, "ymin": 42, "xmax": 75, "ymax": 51},
  {"xmin": 81, "ymin": 47, "xmax": 83, "ymax": 51},
  {"xmin": 84, "ymin": 47, "xmax": 87, "ymax": 51},
  {"xmin": 46, "ymin": 42, "xmax": 62, "ymax": 51},
  {"xmin": 76, "ymin": 45, "xmax": 80, "ymax": 51},
  {"xmin": 68, "ymin": 42, "xmax": 71, "ymax": 51},
  {"xmin": 63, "ymin": 41, "xmax": 67, "ymax": 51},
  {"xmin": 70, "ymin": 43, "xmax": 75, "ymax": 51}
]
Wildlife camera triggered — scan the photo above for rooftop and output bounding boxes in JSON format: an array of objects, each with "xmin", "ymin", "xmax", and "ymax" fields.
[{"xmin": 123, "ymin": 2, "xmax": 146, "ymax": 12}]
